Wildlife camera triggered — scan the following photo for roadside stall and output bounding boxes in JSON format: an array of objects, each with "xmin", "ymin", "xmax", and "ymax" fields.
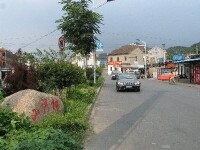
[{"xmin": 157, "ymin": 68, "xmax": 171, "ymax": 81}]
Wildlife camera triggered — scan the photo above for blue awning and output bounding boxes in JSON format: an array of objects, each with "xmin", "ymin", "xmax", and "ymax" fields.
[{"xmin": 175, "ymin": 58, "xmax": 200, "ymax": 63}]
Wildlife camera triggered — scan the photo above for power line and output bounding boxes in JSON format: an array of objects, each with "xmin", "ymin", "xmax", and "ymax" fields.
[
  {"xmin": 1, "ymin": 33, "xmax": 60, "ymax": 41},
  {"xmin": 20, "ymin": 29, "xmax": 59, "ymax": 49},
  {"xmin": 1, "ymin": 30, "xmax": 198, "ymax": 51}
]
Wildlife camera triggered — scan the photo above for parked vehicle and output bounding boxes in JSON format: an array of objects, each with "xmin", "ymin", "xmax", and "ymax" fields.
[
  {"xmin": 128, "ymin": 70, "xmax": 141, "ymax": 79},
  {"xmin": 111, "ymin": 70, "xmax": 121, "ymax": 80},
  {"xmin": 116, "ymin": 73, "xmax": 141, "ymax": 92}
]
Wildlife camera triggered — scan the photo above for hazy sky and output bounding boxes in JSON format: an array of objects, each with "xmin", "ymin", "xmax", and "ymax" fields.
[{"xmin": 0, "ymin": 0, "xmax": 200, "ymax": 53}]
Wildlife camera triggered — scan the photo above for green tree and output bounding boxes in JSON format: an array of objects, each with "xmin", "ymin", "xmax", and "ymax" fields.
[
  {"xmin": 166, "ymin": 42, "xmax": 200, "ymax": 60},
  {"xmin": 33, "ymin": 48, "xmax": 71, "ymax": 63},
  {"xmin": 57, "ymin": 0, "xmax": 103, "ymax": 56},
  {"xmin": 32, "ymin": 49, "xmax": 86, "ymax": 92}
]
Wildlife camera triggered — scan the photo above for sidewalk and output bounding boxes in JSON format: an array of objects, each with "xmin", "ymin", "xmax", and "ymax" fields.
[{"xmin": 150, "ymin": 78, "xmax": 200, "ymax": 89}]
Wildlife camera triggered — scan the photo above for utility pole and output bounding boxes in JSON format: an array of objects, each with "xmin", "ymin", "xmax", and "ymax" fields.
[
  {"xmin": 162, "ymin": 43, "xmax": 166, "ymax": 67},
  {"xmin": 136, "ymin": 39, "xmax": 147, "ymax": 78},
  {"xmin": 92, "ymin": 0, "xmax": 114, "ymax": 84},
  {"xmin": 196, "ymin": 45, "xmax": 199, "ymax": 54}
]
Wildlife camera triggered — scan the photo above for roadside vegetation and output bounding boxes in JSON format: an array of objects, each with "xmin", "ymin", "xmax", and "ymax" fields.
[
  {"xmin": 0, "ymin": 49, "xmax": 104, "ymax": 149},
  {"xmin": 0, "ymin": 0, "xmax": 104, "ymax": 148}
]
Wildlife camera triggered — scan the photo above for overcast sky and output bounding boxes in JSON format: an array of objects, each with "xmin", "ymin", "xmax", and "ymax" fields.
[{"xmin": 0, "ymin": 0, "xmax": 200, "ymax": 53}]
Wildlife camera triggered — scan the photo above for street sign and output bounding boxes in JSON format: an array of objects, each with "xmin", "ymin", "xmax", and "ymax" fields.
[
  {"xmin": 96, "ymin": 42, "xmax": 103, "ymax": 51},
  {"xmin": 173, "ymin": 54, "xmax": 185, "ymax": 62},
  {"xmin": 58, "ymin": 36, "xmax": 65, "ymax": 51}
]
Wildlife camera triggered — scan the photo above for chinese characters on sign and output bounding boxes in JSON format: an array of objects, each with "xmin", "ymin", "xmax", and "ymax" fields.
[
  {"xmin": 51, "ymin": 98, "xmax": 60, "ymax": 111},
  {"xmin": 31, "ymin": 97, "xmax": 60, "ymax": 121},
  {"xmin": 41, "ymin": 97, "xmax": 49, "ymax": 114}
]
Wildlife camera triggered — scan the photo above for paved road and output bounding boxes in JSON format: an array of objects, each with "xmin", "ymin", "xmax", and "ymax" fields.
[{"xmin": 84, "ymin": 73, "xmax": 200, "ymax": 150}]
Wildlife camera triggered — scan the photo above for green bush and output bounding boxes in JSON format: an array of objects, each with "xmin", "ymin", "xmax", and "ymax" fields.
[
  {"xmin": 0, "ymin": 107, "xmax": 32, "ymax": 137},
  {"xmin": 96, "ymin": 67, "xmax": 103, "ymax": 77},
  {"xmin": 96, "ymin": 76, "xmax": 105, "ymax": 87},
  {"xmin": 37, "ymin": 85, "xmax": 95, "ymax": 131},
  {"xmin": 37, "ymin": 61, "xmax": 86, "ymax": 92},
  {"xmin": 67, "ymin": 85, "xmax": 96, "ymax": 104},
  {"xmin": 85, "ymin": 67, "xmax": 104, "ymax": 86},
  {"xmin": 0, "ymin": 128, "xmax": 82, "ymax": 150}
]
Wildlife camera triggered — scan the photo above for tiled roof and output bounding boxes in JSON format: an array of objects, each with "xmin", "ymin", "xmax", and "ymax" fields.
[{"xmin": 108, "ymin": 44, "xmax": 142, "ymax": 56}]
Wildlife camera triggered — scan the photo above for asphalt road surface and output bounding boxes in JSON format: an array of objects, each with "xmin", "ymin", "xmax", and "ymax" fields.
[{"xmin": 84, "ymin": 73, "xmax": 200, "ymax": 150}]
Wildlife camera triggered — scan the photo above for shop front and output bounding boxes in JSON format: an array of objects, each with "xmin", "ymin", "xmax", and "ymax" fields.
[
  {"xmin": 107, "ymin": 61, "xmax": 122, "ymax": 75},
  {"xmin": 176, "ymin": 58, "xmax": 200, "ymax": 84},
  {"xmin": 194, "ymin": 63, "xmax": 200, "ymax": 84}
]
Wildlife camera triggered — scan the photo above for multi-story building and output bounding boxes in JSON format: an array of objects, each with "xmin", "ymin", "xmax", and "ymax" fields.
[
  {"xmin": 107, "ymin": 44, "xmax": 145, "ymax": 75},
  {"xmin": 148, "ymin": 46, "xmax": 166, "ymax": 66},
  {"xmin": 0, "ymin": 48, "xmax": 16, "ymax": 80}
]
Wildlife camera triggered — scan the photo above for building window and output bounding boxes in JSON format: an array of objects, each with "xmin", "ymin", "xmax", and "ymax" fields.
[
  {"xmin": 117, "ymin": 57, "xmax": 119, "ymax": 61},
  {"xmin": 110, "ymin": 57, "xmax": 113, "ymax": 61},
  {"xmin": 2, "ymin": 61, "xmax": 6, "ymax": 66},
  {"xmin": 110, "ymin": 67, "xmax": 112, "ymax": 71},
  {"xmin": 125, "ymin": 56, "xmax": 127, "ymax": 61},
  {"xmin": 2, "ymin": 52, "xmax": 6, "ymax": 57}
]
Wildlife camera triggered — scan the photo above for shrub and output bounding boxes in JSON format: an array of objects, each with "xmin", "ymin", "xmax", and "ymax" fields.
[
  {"xmin": 0, "ymin": 128, "xmax": 82, "ymax": 150},
  {"xmin": 96, "ymin": 67, "xmax": 103, "ymax": 77},
  {"xmin": 0, "ymin": 107, "xmax": 32, "ymax": 137},
  {"xmin": 37, "ymin": 61, "xmax": 86, "ymax": 92},
  {"xmin": 96, "ymin": 76, "xmax": 105, "ymax": 87},
  {"xmin": 86, "ymin": 67, "xmax": 103, "ymax": 86},
  {"xmin": 67, "ymin": 84, "xmax": 96, "ymax": 104},
  {"xmin": 3, "ymin": 60, "xmax": 38, "ymax": 96},
  {"xmin": 37, "ymin": 104, "xmax": 89, "ymax": 133},
  {"xmin": 85, "ymin": 68, "xmax": 93, "ymax": 81}
]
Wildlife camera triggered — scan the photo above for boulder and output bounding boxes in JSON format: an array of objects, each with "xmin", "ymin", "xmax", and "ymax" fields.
[{"xmin": 1, "ymin": 89, "xmax": 64, "ymax": 121}]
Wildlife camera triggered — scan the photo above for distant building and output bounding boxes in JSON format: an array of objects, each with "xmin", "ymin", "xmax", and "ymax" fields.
[
  {"xmin": 96, "ymin": 53, "xmax": 107, "ymax": 67},
  {"xmin": 71, "ymin": 53, "xmax": 94, "ymax": 68},
  {"xmin": 71, "ymin": 51, "xmax": 108, "ymax": 68},
  {"xmin": 107, "ymin": 44, "xmax": 145, "ymax": 75},
  {"xmin": 148, "ymin": 46, "xmax": 166, "ymax": 66},
  {"xmin": 0, "ymin": 48, "xmax": 17, "ymax": 80}
]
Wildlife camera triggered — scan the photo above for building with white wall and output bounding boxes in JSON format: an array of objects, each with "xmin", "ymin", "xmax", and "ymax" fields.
[
  {"xmin": 71, "ymin": 53, "xmax": 95, "ymax": 68},
  {"xmin": 107, "ymin": 44, "xmax": 145, "ymax": 75},
  {"xmin": 148, "ymin": 46, "xmax": 166, "ymax": 65}
]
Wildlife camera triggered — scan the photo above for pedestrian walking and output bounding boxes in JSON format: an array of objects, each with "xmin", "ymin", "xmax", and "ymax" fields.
[{"xmin": 169, "ymin": 70, "xmax": 175, "ymax": 84}]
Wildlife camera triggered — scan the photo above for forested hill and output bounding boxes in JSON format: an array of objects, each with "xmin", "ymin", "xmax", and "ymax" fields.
[{"xmin": 166, "ymin": 42, "xmax": 200, "ymax": 59}]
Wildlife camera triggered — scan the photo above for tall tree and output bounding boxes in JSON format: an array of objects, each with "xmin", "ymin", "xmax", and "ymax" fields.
[{"xmin": 57, "ymin": 0, "xmax": 103, "ymax": 56}]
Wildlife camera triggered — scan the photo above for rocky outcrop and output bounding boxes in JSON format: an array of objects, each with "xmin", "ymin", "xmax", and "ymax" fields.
[{"xmin": 1, "ymin": 89, "xmax": 64, "ymax": 121}]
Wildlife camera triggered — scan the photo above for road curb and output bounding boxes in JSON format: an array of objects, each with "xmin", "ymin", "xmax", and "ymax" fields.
[
  {"xmin": 84, "ymin": 83, "xmax": 104, "ymax": 144},
  {"xmin": 87, "ymin": 85, "xmax": 102, "ymax": 119}
]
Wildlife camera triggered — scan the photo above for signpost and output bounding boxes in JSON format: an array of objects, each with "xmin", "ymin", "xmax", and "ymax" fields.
[
  {"xmin": 93, "ymin": 42, "xmax": 104, "ymax": 84},
  {"xmin": 96, "ymin": 42, "xmax": 104, "ymax": 51},
  {"xmin": 58, "ymin": 36, "xmax": 65, "ymax": 51}
]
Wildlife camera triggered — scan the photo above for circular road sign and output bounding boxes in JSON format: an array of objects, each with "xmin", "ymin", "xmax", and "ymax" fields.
[{"xmin": 58, "ymin": 36, "xmax": 65, "ymax": 51}]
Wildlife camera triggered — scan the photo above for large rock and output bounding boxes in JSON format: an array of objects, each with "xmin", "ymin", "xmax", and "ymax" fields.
[{"xmin": 1, "ymin": 89, "xmax": 64, "ymax": 121}]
